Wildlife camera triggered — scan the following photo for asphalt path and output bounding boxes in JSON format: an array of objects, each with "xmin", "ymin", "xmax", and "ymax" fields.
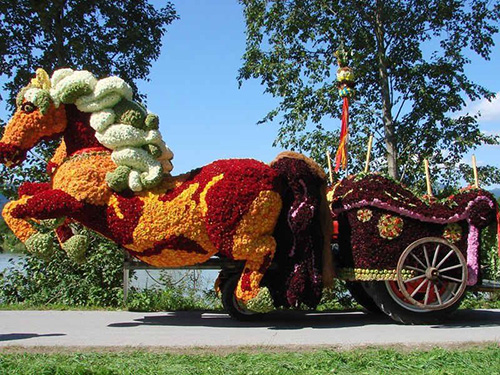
[{"xmin": 0, "ymin": 309, "xmax": 499, "ymax": 350}]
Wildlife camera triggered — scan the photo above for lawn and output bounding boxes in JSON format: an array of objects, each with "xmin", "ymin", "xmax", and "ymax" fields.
[{"xmin": 0, "ymin": 345, "xmax": 499, "ymax": 375}]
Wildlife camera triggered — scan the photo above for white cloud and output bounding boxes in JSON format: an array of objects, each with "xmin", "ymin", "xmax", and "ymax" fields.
[{"xmin": 461, "ymin": 92, "xmax": 500, "ymax": 122}]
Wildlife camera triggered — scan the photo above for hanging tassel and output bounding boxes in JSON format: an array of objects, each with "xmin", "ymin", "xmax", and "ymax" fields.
[
  {"xmin": 333, "ymin": 43, "xmax": 355, "ymax": 173},
  {"xmin": 335, "ymin": 97, "xmax": 349, "ymax": 171}
]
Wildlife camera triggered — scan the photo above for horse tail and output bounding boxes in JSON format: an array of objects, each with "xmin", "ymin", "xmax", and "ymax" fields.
[{"xmin": 269, "ymin": 151, "xmax": 333, "ymax": 309}]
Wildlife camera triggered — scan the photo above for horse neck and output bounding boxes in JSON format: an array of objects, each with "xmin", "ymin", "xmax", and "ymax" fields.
[{"xmin": 63, "ymin": 104, "xmax": 107, "ymax": 156}]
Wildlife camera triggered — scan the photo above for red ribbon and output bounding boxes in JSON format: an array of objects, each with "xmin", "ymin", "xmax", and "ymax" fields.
[
  {"xmin": 335, "ymin": 97, "xmax": 349, "ymax": 172},
  {"xmin": 497, "ymin": 205, "xmax": 500, "ymax": 258}
]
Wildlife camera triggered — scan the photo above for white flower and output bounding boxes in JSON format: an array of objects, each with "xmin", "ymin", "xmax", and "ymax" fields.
[
  {"xmin": 47, "ymin": 68, "xmax": 175, "ymax": 192},
  {"xmin": 111, "ymin": 147, "xmax": 161, "ymax": 172},
  {"xmin": 89, "ymin": 109, "xmax": 116, "ymax": 132},
  {"xmin": 76, "ymin": 93, "xmax": 122, "ymax": 112},
  {"xmin": 24, "ymin": 88, "xmax": 43, "ymax": 103},
  {"xmin": 93, "ymin": 77, "xmax": 133, "ymax": 101},
  {"xmin": 51, "ymin": 68, "xmax": 75, "ymax": 88},
  {"xmin": 128, "ymin": 170, "xmax": 143, "ymax": 192}
]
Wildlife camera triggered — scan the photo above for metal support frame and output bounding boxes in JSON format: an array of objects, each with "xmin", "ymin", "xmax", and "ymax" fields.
[{"xmin": 122, "ymin": 253, "xmax": 246, "ymax": 303}]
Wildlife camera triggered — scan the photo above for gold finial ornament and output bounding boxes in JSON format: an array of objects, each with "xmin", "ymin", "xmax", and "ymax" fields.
[{"xmin": 30, "ymin": 68, "xmax": 51, "ymax": 90}]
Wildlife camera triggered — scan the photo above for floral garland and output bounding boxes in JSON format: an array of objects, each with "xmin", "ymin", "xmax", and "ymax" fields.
[
  {"xmin": 338, "ymin": 268, "xmax": 414, "ymax": 281},
  {"xmin": 377, "ymin": 214, "xmax": 404, "ymax": 240},
  {"xmin": 356, "ymin": 208, "xmax": 372, "ymax": 222}
]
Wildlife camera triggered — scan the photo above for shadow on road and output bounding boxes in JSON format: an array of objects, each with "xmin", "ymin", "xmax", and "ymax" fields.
[
  {"xmin": 0, "ymin": 333, "xmax": 66, "ymax": 342},
  {"xmin": 108, "ymin": 309, "xmax": 500, "ymax": 330},
  {"xmin": 431, "ymin": 309, "xmax": 500, "ymax": 329},
  {"xmin": 108, "ymin": 310, "xmax": 392, "ymax": 330}
]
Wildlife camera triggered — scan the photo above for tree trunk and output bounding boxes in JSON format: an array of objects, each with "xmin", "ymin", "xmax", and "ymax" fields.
[
  {"xmin": 53, "ymin": 1, "xmax": 66, "ymax": 67},
  {"xmin": 31, "ymin": 0, "xmax": 67, "ymax": 67},
  {"xmin": 374, "ymin": 2, "xmax": 398, "ymax": 179}
]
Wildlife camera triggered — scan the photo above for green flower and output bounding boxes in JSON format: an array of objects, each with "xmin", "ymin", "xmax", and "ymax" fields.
[
  {"xmin": 25, "ymin": 232, "xmax": 55, "ymax": 260},
  {"xmin": 245, "ymin": 287, "xmax": 274, "ymax": 313}
]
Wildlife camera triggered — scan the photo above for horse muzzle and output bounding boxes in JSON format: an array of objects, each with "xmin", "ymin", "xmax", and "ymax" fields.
[{"xmin": 0, "ymin": 142, "xmax": 27, "ymax": 167}]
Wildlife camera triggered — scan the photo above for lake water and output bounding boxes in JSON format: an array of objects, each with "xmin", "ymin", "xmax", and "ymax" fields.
[
  {"xmin": 0, "ymin": 252, "xmax": 24, "ymax": 274},
  {"xmin": 0, "ymin": 252, "xmax": 218, "ymax": 292}
]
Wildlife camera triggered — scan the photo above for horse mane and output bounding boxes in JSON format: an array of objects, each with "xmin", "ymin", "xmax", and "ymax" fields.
[{"xmin": 47, "ymin": 69, "xmax": 174, "ymax": 192}]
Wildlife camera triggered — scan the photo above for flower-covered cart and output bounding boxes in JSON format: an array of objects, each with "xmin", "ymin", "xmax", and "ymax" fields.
[{"xmin": 329, "ymin": 174, "xmax": 499, "ymax": 324}]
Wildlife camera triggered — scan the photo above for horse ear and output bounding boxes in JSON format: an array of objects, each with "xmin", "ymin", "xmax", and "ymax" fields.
[{"xmin": 30, "ymin": 69, "xmax": 51, "ymax": 90}]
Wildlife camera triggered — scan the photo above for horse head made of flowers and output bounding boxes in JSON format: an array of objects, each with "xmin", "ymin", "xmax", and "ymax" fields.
[{"xmin": 0, "ymin": 68, "xmax": 174, "ymax": 192}]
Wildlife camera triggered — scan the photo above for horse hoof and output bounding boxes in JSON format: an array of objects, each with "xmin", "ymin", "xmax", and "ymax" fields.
[
  {"xmin": 245, "ymin": 287, "xmax": 275, "ymax": 313},
  {"xmin": 25, "ymin": 232, "xmax": 55, "ymax": 260},
  {"xmin": 62, "ymin": 234, "xmax": 89, "ymax": 264}
]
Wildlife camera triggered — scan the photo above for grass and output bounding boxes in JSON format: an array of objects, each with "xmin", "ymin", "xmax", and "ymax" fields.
[
  {"xmin": 461, "ymin": 291, "xmax": 500, "ymax": 310},
  {"xmin": 0, "ymin": 345, "xmax": 499, "ymax": 374},
  {"xmin": 0, "ymin": 303, "xmax": 120, "ymax": 311}
]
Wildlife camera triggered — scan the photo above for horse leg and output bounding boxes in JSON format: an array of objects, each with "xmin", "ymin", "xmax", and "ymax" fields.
[
  {"xmin": 231, "ymin": 191, "xmax": 282, "ymax": 312},
  {"xmin": 2, "ymin": 197, "xmax": 38, "ymax": 242},
  {"xmin": 9, "ymin": 189, "xmax": 83, "ymax": 220},
  {"xmin": 2, "ymin": 182, "xmax": 54, "ymax": 241},
  {"xmin": 5, "ymin": 189, "xmax": 86, "ymax": 260}
]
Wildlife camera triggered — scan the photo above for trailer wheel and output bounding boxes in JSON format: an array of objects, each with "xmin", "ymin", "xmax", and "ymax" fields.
[
  {"xmin": 365, "ymin": 237, "xmax": 468, "ymax": 324},
  {"xmin": 221, "ymin": 274, "xmax": 263, "ymax": 321},
  {"xmin": 345, "ymin": 282, "xmax": 381, "ymax": 314}
]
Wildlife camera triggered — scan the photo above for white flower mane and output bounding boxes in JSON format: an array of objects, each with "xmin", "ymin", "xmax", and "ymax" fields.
[{"xmin": 49, "ymin": 68, "xmax": 174, "ymax": 192}]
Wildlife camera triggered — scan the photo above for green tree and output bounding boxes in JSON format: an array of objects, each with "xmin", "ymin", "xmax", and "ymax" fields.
[
  {"xmin": 0, "ymin": 1, "xmax": 177, "ymax": 307},
  {"xmin": 239, "ymin": 0, "xmax": 500, "ymax": 190},
  {"xmin": 0, "ymin": 231, "xmax": 125, "ymax": 307},
  {"xmin": 0, "ymin": 0, "xmax": 178, "ymax": 198}
]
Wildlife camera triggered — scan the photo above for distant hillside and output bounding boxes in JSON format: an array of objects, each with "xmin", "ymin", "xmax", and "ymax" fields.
[
  {"xmin": 489, "ymin": 188, "xmax": 500, "ymax": 198},
  {"xmin": 0, "ymin": 193, "xmax": 7, "ymax": 209}
]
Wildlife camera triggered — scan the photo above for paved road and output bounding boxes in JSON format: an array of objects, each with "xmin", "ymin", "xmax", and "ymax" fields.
[{"xmin": 0, "ymin": 309, "xmax": 499, "ymax": 350}]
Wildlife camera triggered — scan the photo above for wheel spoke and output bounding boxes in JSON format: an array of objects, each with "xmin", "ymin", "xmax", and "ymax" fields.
[
  {"xmin": 439, "ymin": 264, "xmax": 463, "ymax": 273},
  {"xmin": 405, "ymin": 265, "xmax": 426, "ymax": 274},
  {"xmin": 440, "ymin": 275, "xmax": 463, "ymax": 283},
  {"xmin": 424, "ymin": 281, "xmax": 432, "ymax": 305},
  {"xmin": 423, "ymin": 245, "xmax": 430, "ymax": 267},
  {"xmin": 411, "ymin": 253, "xmax": 427, "ymax": 269},
  {"xmin": 436, "ymin": 250, "xmax": 454, "ymax": 269},
  {"xmin": 433, "ymin": 284, "xmax": 443, "ymax": 305},
  {"xmin": 432, "ymin": 244, "xmax": 440, "ymax": 267},
  {"xmin": 410, "ymin": 279, "xmax": 428, "ymax": 297},
  {"xmin": 404, "ymin": 274, "xmax": 426, "ymax": 283}
]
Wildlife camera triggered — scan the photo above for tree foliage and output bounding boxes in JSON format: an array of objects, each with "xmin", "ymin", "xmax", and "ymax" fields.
[
  {"xmin": 0, "ymin": 0, "xmax": 178, "ymax": 198},
  {"xmin": 239, "ymin": 0, "xmax": 500, "ymax": 190},
  {"xmin": 0, "ymin": 231, "xmax": 125, "ymax": 307}
]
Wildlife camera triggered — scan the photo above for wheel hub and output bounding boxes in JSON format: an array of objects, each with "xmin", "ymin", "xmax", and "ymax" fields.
[{"xmin": 425, "ymin": 267, "xmax": 439, "ymax": 281}]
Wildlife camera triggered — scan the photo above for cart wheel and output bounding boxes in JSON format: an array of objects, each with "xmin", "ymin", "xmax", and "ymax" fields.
[
  {"xmin": 345, "ymin": 282, "xmax": 381, "ymax": 314},
  {"xmin": 221, "ymin": 274, "xmax": 263, "ymax": 321},
  {"xmin": 365, "ymin": 237, "xmax": 468, "ymax": 324}
]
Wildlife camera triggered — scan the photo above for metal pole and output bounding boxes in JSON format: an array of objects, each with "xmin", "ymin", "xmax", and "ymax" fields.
[{"xmin": 123, "ymin": 250, "xmax": 130, "ymax": 303}]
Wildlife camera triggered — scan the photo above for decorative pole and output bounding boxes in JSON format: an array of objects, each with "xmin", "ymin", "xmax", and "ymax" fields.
[
  {"xmin": 334, "ymin": 43, "xmax": 355, "ymax": 172},
  {"xmin": 326, "ymin": 151, "xmax": 334, "ymax": 185},
  {"xmin": 472, "ymin": 154, "xmax": 479, "ymax": 188},
  {"xmin": 364, "ymin": 134, "xmax": 374, "ymax": 173},
  {"xmin": 424, "ymin": 159, "xmax": 433, "ymax": 197}
]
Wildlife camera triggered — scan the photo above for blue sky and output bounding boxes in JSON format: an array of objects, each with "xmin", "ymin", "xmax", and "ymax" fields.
[
  {"xmin": 1, "ymin": 1, "xmax": 499, "ymax": 185},
  {"xmin": 141, "ymin": 1, "xmax": 500, "ymax": 183},
  {"xmin": 137, "ymin": 1, "xmax": 284, "ymax": 174}
]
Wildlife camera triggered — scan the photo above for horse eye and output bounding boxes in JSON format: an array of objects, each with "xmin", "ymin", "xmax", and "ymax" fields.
[{"xmin": 21, "ymin": 102, "xmax": 36, "ymax": 113}]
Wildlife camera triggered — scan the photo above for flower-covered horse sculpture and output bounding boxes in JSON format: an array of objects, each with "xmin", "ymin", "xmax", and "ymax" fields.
[{"xmin": 0, "ymin": 69, "xmax": 331, "ymax": 313}]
